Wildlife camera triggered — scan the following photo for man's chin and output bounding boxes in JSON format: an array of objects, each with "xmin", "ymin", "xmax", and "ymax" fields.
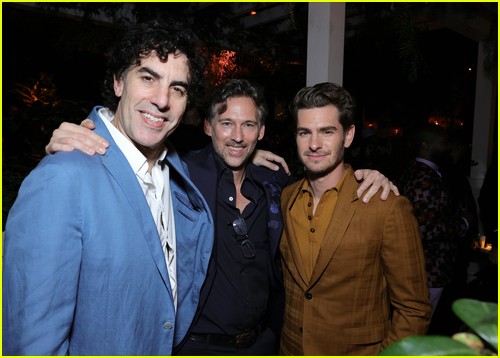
[
  {"xmin": 304, "ymin": 161, "xmax": 342, "ymax": 180},
  {"xmin": 224, "ymin": 158, "xmax": 248, "ymax": 171},
  {"xmin": 307, "ymin": 169, "xmax": 331, "ymax": 181}
]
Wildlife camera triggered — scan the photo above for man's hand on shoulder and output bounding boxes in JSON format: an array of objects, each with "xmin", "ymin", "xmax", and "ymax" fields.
[
  {"xmin": 252, "ymin": 149, "xmax": 291, "ymax": 175},
  {"xmin": 354, "ymin": 169, "xmax": 399, "ymax": 203},
  {"xmin": 45, "ymin": 119, "xmax": 109, "ymax": 156}
]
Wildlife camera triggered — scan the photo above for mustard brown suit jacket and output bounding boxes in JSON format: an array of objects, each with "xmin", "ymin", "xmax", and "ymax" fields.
[{"xmin": 279, "ymin": 166, "xmax": 431, "ymax": 355}]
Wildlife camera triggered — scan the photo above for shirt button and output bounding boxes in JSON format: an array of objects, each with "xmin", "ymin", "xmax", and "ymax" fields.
[
  {"xmin": 229, "ymin": 196, "xmax": 234, "ymax": 202},
  {"xmin": 305, "ymin": 293, "xmax": 312, "ymax": 300},
  {"xmin": 163, "ymin": 322, "xmax": 173, "ymax": 330},
  {"xmin": 307, "ymin": 202, "xmax": 312, "ymax": 207},
  {"xmin": 307, "ymin": 215, "xmax": 312, "ymax": 220},
  {"xmin": 310, "ymin": 228, "xmax": 315, "ymax": 233}
]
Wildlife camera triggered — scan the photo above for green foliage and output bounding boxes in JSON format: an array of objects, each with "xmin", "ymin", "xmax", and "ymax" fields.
[
  {"xmin": 380, "ymin": 335, "xmax": 482, "ymax": 356},
  {"xmin": 453, "ymin": 299, "xmax": 498, "ymax": 352},
  {"xmin": 380, "ymin": 299, "xmax": 498, "ymax": 356}
]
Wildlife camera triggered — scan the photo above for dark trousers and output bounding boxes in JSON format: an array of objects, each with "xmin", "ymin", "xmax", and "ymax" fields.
[{"xmin": 175, "ymin": 327, "xmax": 278, "ymax": 356}]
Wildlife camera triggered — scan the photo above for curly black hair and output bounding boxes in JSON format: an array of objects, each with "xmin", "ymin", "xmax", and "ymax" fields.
[{"xmin": 101, "ymin": 19, "xmax": 205, "ymax": 111}]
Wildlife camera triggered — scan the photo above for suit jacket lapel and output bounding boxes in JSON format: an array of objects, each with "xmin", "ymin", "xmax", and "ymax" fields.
[
  {"xmin": 309, "ymin": 169, "xmax": 359, "ymax": 287},
  {"xmin": 181, "ymin": 145, "xmax": 218, "ymax": 216},
  {"xmin": 91, "ymin": 110, "xmax": 171, "ymax": 292},
  {"xmin": 283, "ymin": 179, "xmax": 311, "ymax": 290}
]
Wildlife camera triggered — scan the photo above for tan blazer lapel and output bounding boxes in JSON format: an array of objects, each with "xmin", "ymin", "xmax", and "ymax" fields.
[
  {"xmin": 282, "ymin": 179, "xmax": 310, "ymax": 290},
  {"xmin": 309, "ymin": 170, "xmax": 359, "ymax": 287}
]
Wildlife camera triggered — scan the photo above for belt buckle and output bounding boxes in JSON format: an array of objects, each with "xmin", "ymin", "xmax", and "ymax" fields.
[{"xmin": 234, "ymin": 330, "xmax": 255, "ymax": 348}]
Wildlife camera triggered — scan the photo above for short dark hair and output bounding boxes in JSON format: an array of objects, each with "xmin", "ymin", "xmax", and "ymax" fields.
[
  {"xmin": 290, "ymin": 82, "xmax": 355, "ymax": 132},
  {"xmin": 207, "ymin": 79, "xmax": 267, "ymax": 125},
  {"xmin": 102, "ymin": 20, "xmax": 204, "ymax": 111}
]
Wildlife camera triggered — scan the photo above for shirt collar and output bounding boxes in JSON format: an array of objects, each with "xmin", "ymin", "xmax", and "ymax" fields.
[
  {"xmin": 415, "ymin": 157, "xmax": 440, "ymax": 175},
  {"xmin": 212, "ymin": 146, "xmax": 262, "ymax": 199},
  {"xmin": 300, "ymin": 168, "xmax": 348, "ymax": 195},
  {"xmin": 291, "ymin": 167, "xmax": 349, "ymax": 208}
]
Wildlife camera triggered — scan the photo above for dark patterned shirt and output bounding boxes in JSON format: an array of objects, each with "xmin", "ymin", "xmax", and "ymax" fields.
[{"xmin": 400, "ymin": 159, "xmax": 467, "ymax": 287}]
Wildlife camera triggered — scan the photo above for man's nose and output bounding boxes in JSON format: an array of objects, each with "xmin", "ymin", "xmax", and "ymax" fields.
[
  {"xmin": 150, "ymin": 86, "xmax": 170, "ymax": 110},
  {"xmin": 232, "ymin": 125, "xmax": 243, "ymax": 142},
  {"xmin": 309, "ymin": 134, "xmax": 321, "ymax": 150}
]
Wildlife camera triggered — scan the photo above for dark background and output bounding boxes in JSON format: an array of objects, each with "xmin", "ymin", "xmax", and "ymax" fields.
[{"xmin": 3, "ymin": 2, "xmax": 497, "ymax": 227}]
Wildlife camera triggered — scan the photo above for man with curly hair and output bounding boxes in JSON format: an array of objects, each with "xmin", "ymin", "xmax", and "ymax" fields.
[{"xmin": 3, "ymin": 20, "xmax": 213, "ymax": 355}]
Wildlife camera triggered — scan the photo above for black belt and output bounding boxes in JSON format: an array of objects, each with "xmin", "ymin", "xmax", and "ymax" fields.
[{"xmin": 188, "ymin": 327, "xmax": 262, "ymax": 348}]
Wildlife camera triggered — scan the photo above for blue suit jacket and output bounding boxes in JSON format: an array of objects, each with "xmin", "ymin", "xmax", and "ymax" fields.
[
  {"xmin": 181, "ymin": 145, "xmax": 291, "ymax": 338},
  {"xmin": 3, "ymin": 107, "xmax": 214, "ymax": 355}
]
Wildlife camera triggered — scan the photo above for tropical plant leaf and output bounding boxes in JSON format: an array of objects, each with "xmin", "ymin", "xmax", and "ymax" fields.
[
  {"xmin": 452, "ymin": 332, "xmax": 484, "ymax": 350},
  {"xmin": 452, "ymin": 298, "xmax": 498, "ymax": 351},
  {"xmin": 379, "ymin": 335, "xmax": 480, "ymax": 356}
]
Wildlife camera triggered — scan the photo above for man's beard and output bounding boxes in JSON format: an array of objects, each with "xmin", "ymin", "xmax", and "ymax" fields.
[{"xmin": 304, "ymin": 145, "xmax": 345, "ymax": 181}]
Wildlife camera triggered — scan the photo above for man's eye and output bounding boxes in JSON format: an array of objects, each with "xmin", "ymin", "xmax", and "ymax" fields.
[
  {"xmin": 171, "ymin": 86, "xmax": 187, "ymax": 96},
  {"xmin": 143, "ymin": 76, "xmax": 154, "ymax": 82}
]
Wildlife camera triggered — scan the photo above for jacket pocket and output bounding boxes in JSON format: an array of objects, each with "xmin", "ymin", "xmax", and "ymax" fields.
[
  {"xmin": 172, "ymin": 190, "xmax": 202, "ymax": 221},
  {"xmin": 343, "ymin": 321, "xmax": 388, "ymax": 345}
]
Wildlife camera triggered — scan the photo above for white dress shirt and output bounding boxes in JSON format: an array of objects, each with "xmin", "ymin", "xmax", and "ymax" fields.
[{"xmin": 99, "ymin": 108, "xmax": 177, "ymax": 309}]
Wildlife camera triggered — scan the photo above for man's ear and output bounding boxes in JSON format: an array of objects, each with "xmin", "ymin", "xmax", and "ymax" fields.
[
  {"xmin": 203, "ymin": 119, "xmax": 212, "ymax": 137},
  {"xmin": 113, "ymin": 75, "xmax": 124, "ymax": 97},
  {"xmin": 258, "ymin": 125, "xmax": 266, "ymax": 141},
  {"xmin": 344, "ymin": 125, "xmax": 356, "ymax": 148}
]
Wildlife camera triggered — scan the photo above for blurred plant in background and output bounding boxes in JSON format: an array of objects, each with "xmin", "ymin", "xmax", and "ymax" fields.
[
  {"xmin": 380, "ymin": 299, "xmax": 497, "ymax": 356},
  {"xmin": 14, "ymin": 73, "xmax": 61, "ymax": 108}
]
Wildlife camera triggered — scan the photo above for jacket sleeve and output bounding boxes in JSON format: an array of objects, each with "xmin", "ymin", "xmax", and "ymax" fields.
[
  {"xmin": 379, "ymin": 196, "xmax": 432, "ymax": 348},
  {"xmin": 3, "ymin": 156, "xmax": 82, "ymax": 355}
]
